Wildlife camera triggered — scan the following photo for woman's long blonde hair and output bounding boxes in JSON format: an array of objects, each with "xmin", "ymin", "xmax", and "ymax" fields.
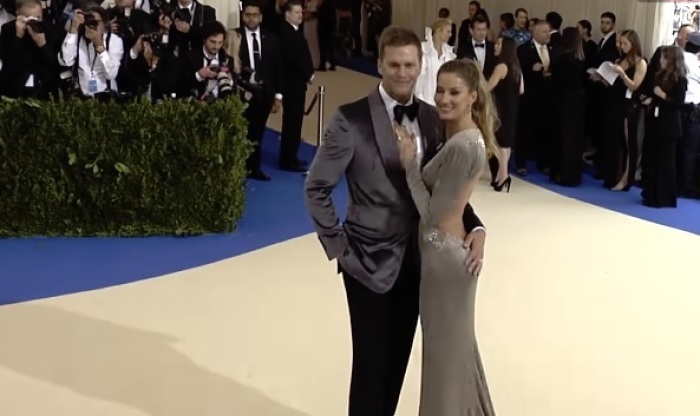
[{"xmin": 437, "ymin": 59, "xmax": 500, "ymax": 156}]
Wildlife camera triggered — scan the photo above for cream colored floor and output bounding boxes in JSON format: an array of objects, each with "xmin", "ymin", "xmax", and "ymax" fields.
[{"xmin": 1, "ymin": 69, "xmax": 700, "ymax": 416}]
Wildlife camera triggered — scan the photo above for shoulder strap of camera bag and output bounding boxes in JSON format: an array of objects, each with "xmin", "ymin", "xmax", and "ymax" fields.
[{"xmin": 73, "ymin": 30, "xmax": 113, "ymax": 93}]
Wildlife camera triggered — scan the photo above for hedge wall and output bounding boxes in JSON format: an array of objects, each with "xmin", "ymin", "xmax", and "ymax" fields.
[{"xmin": 0, "ymin": 97, "xmax": 252, "ymax": 237}]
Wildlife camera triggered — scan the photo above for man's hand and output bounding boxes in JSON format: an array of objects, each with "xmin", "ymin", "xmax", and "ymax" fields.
[
  {"xmin": 174, "ymin": 20, "xmax": 190, "ymax": 33},
  {"xmin": 27, "ymin": 25, "xmax": 46, "ymax": 47},
  {"xmin": 15, "ymin": 16, "xmax": 27, "ymax": 37},
  {"xmin": 464, "ymin": 229, "xmax": 485, "ymax": 276}
]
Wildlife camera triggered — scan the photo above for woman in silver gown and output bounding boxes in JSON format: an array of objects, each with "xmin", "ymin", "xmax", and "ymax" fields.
[{"xmin": 394, "ymin": 59, "xmax": 498, "ymax": 416}]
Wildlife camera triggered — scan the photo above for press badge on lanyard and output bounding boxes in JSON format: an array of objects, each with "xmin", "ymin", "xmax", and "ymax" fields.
[{"xmin": 88, "ymin": 49, "xmax": 99, "ymax": 94}]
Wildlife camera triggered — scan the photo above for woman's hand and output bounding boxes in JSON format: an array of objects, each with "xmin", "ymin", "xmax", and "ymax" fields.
[
  {"xmin": 612, "ymin": 64, "xmax": 625, "ymax": 75},
  {"xmin": 394, "ymin": 124, "xmax": 417, "ymax": 167},
  {"xmin": 653, "ymin": 86, "xmax": 666, "ymax": 99}
]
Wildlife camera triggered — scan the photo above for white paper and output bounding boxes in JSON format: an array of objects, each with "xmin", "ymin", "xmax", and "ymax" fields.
[{"xmin": 596, "ymin": 61, "xmax": 619, "ymax": 85}]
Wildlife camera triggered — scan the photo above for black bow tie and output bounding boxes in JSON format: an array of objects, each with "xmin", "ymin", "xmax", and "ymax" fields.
[
  {"xmin": 394, "ymin": 102, "xmax": 418, "ymax": 124},
  {"xmin": 474, "ymin": 43, "xmax": 485, "ymax": 48}
]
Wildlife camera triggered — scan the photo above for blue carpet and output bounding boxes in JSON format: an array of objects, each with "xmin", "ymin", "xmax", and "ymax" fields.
[
  {"xmin": 340, "ymin": 55, "xmax": 700, "ymax": 235},
  {"xmin": 0, "ymin": 130, "xmax": 346, "ymax": 306}
]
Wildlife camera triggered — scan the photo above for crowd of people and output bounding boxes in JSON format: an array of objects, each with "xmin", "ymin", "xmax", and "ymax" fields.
[
  {"xmin": 417, "ymin": 1, "xmax": 700, "ymax": 208},
  {"xmin": 0, "ymin": 0, "xmax": 324, "ymax": 182}
]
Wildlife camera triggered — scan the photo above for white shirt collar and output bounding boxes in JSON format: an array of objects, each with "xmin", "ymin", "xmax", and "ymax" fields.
[{"xmin": 379, "ymin": 82, "xmax": 413, "ymax": 107}]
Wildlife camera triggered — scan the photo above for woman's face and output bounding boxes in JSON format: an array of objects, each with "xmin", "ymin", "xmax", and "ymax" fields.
[
  {"xmin": 515, "ymin": 11, "xmax": 528, "ymax": 29},
  {"xmin": 620, "ymin": 35, "xmax": 632, "ymax": 54},
  {"xmin": 434, "ymin": 72, "xmax": 477, "ymax": 121},
  {"xmin": 495, "ymin": 37, "xmax": 503, "ymax": 56},
  {"xmin": 437, "ymin": 24, "xmax": 452, "ymax": 44}
]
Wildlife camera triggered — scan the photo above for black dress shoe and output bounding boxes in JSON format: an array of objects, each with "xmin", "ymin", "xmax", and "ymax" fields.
[
  {"xmin": 279, "ymin": 162, "xmax": 306, "ymax": 173},
  {"xmin": 247, "ymin": 170, "xmax": 271, "ymax": 181}
]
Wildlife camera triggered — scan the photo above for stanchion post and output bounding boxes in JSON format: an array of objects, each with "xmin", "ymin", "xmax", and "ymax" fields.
[{"xmin": 304, "ymin": 85, "xmax": 326, "ymax": 177}]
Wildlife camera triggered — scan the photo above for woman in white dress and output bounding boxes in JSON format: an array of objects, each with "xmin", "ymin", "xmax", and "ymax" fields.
[{"xmin": 414, "ymin": 19, "xmax": 456, "ymax": 106}]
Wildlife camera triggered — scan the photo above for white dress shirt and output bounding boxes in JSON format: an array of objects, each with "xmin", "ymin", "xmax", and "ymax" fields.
[
  {"xmin": 59, "ymin": 32, "xmax": 124, "ymax": 95},
  {"xmin": 683, "ymin": 51, "xmax": 700, "ymax": 104},
  {"xmin": 194, "ymin": 48, "xmax": 220, "ymax": 96},
  {"xmin": 379, "ymin": 82, "xmax": 423, "ymax": 161},
  {"xmin": 472, "ymin": 38, "xmax": 486, "ymax": 69},
  {"xmin": 244, "ymin": 26, "xmax": 282, "ymax": 101}
]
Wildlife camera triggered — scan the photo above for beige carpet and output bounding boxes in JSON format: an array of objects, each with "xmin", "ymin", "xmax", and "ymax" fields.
[{"xmin": 1, "ymin": 68, "xmax": 699, "ymax": 416}]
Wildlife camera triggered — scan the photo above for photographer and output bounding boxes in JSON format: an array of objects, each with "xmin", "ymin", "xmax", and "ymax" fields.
[
  {"xmin": 154, "ymin": 0, "xmax": 215, "ymax": 57},
  {"xmin": 58, "ymin": 6, "xmax": 124, "ymax": 97},
  {"xmin": 0, "ymin": 0, "xmax": 60, "ymax": 98},
  {"xmin": 182, "ymin": 20, "xmax": 237, "ymax": 101},
  {"xmin": 124, "ymin": 31, "xmax": 182, "ymax": 101},
  {"xmin": 107, "ymin": 0, "xmax": 151, "ymax": 46}
]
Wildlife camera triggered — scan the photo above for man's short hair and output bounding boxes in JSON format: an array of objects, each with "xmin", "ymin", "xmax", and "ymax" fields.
[{"xmin": 378, "ymin": 26, "xmax": 422, "ymax": 61}]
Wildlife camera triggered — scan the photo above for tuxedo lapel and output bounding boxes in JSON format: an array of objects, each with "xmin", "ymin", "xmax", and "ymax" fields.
[
  {"xmin": 368, "ymin": 87, "xmax": 400, "ymax": 170},
  {"xmin": 368, "ymin": 87, "xmax": 409, "ymax": 194}
]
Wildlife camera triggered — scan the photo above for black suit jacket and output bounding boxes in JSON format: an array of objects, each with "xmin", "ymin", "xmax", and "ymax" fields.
[
  {"xmin": 277, "ymin": 21, "xmax": 314, "ymax": 93},
  {"xmin": 457, "ymin": 18, "xmax": 471, "ymax": 52},
  {"xmin": 124, "ymin": 51, "xmax": 185, "ymax": 100},
  {"xmin": 518, "ymin": 40, "xmax": 557, "ymax": 97},
  {"xmin": 183, "ymin": 48, "xmax": 235, "ymax": 97},
  {"xmin": 549, "ymin": 31, "xmax": 562, "ymax": 48},
  {"xmin": 304, "ymin": 87, "xmax": 483, "ymax": 293},
  {"xmin": 458, "ymin": 39, "xmax": 496, "ymax": 78},
  {"xmin": 597, "ymin": 32, "xmax": 620, "ymax": 66},
  {"xmin": 165, "ymin": 0, "xmax": 216, "ymax": 55},
  {"xmin": 236, "ymin": 27, "xmax": 283, "ymax": 100},
  {"xmin": 0, "ymin": 20, "xmax": 60, "ymax": 98}
]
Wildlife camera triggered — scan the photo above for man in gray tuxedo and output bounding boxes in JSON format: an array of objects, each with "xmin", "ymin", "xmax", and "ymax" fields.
[{"xmin": 303, "ymin": 26, "xmax": 486, "ymax": 416}]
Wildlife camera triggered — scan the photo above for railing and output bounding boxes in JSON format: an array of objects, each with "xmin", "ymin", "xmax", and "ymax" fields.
[{"xmin": 303, "ymin": 85, "xmax": 326, "ymax": 176}]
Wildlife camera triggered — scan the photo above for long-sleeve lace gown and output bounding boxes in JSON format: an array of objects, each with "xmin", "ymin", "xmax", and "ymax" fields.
[{"xmin": 404, "ymin": 128, "xmax": 496, "ymax": 416}]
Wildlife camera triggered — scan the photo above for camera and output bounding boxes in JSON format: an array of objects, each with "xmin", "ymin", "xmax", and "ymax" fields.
[
  {"xmin": 83, "ymin": 12, "xmax": 99, "ymax": 29},
  {"xmin": 235, "ymin": 66, "xmax": 264, "ymax": 95},
  {"xmin": 172, "ymin": 7, "xmax": 191, "ymax": 22},
  {"xmin": 143, "ymin": 31, "xmax": 168, "ymax": 56},
  {"xmin": 107, "ymin": 7, "xmax": 132, "ymax": 34},
  {"xmin": 216, "ymin": 71, "xmax": 235, "ymax": 98},
  {"xmin": 25, "ymin": 16, "xmax": 45, "ymax": 33}
]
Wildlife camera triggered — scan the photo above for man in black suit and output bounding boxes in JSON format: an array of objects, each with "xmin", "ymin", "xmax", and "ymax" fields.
[
  {"xmin": 545, "ymin": 11, "xmax": 562, "ymax": 48},
  {"xmin": 238, "ymin": 0, "xmax": 284, "ymax": 181},
  {"xmin": 596, "ymin": 12, "xmax": 619, "ymax": 65},
  {"xmin": 159, "ymin": 0, "xmax": 216, "ymax": 57},
  {"xmin": 182, "ymin": 20, "xmax": 234, "ymax": 99},
  {"xmin": 516, "ymin": 19, "xmax": 557, "ymax": 175},
  {"xmin": 277, "ymin": 0, "xmax": 313, "ymax": 172},
  {"xmin": 456, "ymin": 13, "xmax": 495, "ymax": 78},
  {"xmin": 456, "ymin": 0, "xmax": 479, "ymax": 52},
  {"xmin": 0, "ymin": 0, "xmax": 60, "ymax": 99}
]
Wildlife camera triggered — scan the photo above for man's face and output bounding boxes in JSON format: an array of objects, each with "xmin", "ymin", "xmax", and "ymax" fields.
[
  {"xmin": 242, "ymin": 5, "xmax": 262, "ymax": 30},
  {"xmin": 533, "ymin": 23, "xmax": 550, "ymax": 44},
  {"xmin": 377, "ymin": 44, "xmax": 421, "ymax": 103},
  {"xmin": 600, "ymin": 17, "xmax": 614, "ymax": 34},
  {"xmin": 286, "ymin": 4, "xmax": 303, "ymax": 26},
  {"xmin": 471, "ymin": 22, "xmax": 488, "ymax": 42},
  {"xmin": 678, "ymin": 26, "xmax": 692, "ymax": 48},
  {"xmin": 468, "ymin": 3, "xmax": 478, "ymax": 18},
  {"xmin": 205, "ymin": 33, "xmax": 224, "ymax": 55}
]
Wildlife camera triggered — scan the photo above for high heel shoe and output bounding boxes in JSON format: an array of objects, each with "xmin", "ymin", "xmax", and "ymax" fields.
[{"xmin": 494, "ymin": 176, "xmax": 512, "ymax": 193}]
